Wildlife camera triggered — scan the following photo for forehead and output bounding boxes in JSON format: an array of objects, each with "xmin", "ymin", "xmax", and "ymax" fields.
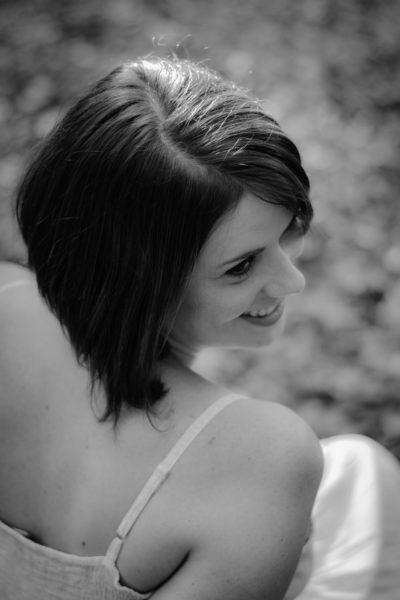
[{"xmin": 198, "ymin": 192, "xmax": 293, "ymax": 270}]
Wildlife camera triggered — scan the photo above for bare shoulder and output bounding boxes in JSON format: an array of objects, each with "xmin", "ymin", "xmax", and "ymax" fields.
[
  {"xmin": 211, "ymin": 396, "xmax": 323, "ymax": 488},
  {"xmin": 0, "ymin": 261, "xmax": 74, "ymax": 387},
  {"xmin": 208, "ymin": 397, "xmax": 324, "ymax": 534},
  {"xmin": 149, "ymin": 397, "xmax": 323, "ymax": 600},
  {"xmin": 0, "ymin": 262, "xmax": 53, "ymax": 349},
  {"xmin": 0, "ymin": 261, "xmax": 33, "ymax": 286},
  {"xmin": 0, "ymin": 261, "xmax": 38, "ymax": 316}
]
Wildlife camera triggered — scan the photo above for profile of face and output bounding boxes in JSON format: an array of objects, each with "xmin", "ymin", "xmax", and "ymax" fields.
[{"xmin": 169, "ymin": 192, "xmax": 306, "ymax": 358}]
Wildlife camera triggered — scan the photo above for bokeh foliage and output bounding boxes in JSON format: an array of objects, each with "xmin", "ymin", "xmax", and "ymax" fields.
[{"xmin": 0, "ymin": 0, "xmax": 399, "ymax": 454}]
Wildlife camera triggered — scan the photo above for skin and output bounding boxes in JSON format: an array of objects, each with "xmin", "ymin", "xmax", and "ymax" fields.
[
  {"xmin": 0, "ymin": 192, "xmax": 323, "ymax": 600},
  {"xmin": 170, "ymin": 192, "xmax": 306, "ymax": 360}
]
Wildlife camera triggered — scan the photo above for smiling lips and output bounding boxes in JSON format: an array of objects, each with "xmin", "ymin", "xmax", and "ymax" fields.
[{"xmin": 240, "ymin": 302, "xmax": 284, "ymax": 326}]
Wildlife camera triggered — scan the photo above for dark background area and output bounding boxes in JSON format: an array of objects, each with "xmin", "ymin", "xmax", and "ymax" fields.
[{"xmin": 0, "ymin": 0, "xmax": 399, "ymax": 456}]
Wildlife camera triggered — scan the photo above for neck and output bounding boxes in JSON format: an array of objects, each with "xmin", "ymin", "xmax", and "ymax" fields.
[{"xmin": 167, "ymin": 338, "xmax": 199, "ymax": 368}]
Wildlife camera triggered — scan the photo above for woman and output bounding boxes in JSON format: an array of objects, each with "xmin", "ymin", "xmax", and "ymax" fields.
[
  {"xmin": 0, "ymin": 56, "xmax": 322, "ymax": 599},
  {"xmin": 0, "ymin": 56, "xmax": 397, "ymax": 599}
]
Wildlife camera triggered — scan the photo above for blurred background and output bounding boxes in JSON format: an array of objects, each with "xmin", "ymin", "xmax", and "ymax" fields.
[{"xmin": 0, "ymin": 0, "xmax": 399, "ymax": 457}]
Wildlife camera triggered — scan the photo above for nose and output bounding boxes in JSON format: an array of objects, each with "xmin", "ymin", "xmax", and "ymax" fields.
[{"xmin": 261, "ymin": 249, "xmax": 306, "ymax": 298}]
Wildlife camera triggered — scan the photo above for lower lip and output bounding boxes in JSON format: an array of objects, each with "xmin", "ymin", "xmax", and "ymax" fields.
[{"xmin": 240, "ymin": 303, "xmax": 284, "ymax": 327}]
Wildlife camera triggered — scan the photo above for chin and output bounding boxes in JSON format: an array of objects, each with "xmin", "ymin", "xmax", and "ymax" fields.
[{"xmin": 235, "ymin": 316, "xmax": 286, "ymax": 349}]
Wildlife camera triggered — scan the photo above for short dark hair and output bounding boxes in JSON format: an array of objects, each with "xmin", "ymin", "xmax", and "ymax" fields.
[{"xmin": 16, "ymin": 57, "xmax": 312, "ymax": 424}]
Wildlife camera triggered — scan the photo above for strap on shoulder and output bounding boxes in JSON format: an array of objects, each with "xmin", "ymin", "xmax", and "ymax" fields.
[{"xmin": 106, "ymin": 393, "xmax": 243, "ymax": 562}]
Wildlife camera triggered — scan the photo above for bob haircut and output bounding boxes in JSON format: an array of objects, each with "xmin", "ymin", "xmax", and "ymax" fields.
[{"xmin": 16, "ymin": 56, "xmax": 312, "ymax": 424}]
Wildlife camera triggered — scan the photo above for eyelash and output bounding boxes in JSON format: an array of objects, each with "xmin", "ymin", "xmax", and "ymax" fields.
[{"xmin": 226, "ymin": 256, "xmax": 256, "ymax": 278}]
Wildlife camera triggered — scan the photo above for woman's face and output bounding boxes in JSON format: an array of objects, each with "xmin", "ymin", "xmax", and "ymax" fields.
[{"xmin": 169, "ymin": 192, "xmax": 306, "ymax": 359}]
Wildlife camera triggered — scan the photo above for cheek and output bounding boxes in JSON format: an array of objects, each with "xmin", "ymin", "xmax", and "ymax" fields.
[
  {"xmin": 227, "ymin": 280, "xmax": 261, "ymax": 307},
  {"xmin": 179, "ymin": 279, "xmax": 259, "ymax": 329},
  {"xmin": 176, "ymin": 288, "xmax": 213, "ymax": 328},
  {"xmin": 182, "ymin": 288, "xmax": 228, "ymax": 327},
  {"xmin": 207, "ymin": 284, "xmax": 255, "ymax": 320}
]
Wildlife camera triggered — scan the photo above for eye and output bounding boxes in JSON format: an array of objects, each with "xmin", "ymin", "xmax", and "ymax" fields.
[{"xmin": 226, "ymin": 256, "xmax": 256, "ymax": 278}]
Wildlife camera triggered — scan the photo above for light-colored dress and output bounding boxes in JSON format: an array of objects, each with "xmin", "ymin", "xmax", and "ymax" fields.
[{"xmin": 297, "ymin": 434, "xmax": 400, "ymax": 600}]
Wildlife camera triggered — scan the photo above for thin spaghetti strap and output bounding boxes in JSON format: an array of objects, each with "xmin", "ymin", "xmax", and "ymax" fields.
[
  {"xmin": 0, "ymin": 280, "xmax": 32, "ymax": 296},
  {"xmin": 106, "ymin": 393, "xmax": 243, "ymax": 562}
]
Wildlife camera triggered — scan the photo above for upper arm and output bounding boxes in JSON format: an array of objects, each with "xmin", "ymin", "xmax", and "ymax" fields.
[{"xmin": 150, "ymin": 401, "xmax": 323, "ymax": 600}]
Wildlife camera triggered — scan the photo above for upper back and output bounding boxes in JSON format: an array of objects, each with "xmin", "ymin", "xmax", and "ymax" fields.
[
  {"xmin": 0, "ymin": 262, "xmax": 248, "ymax": 587},
  {"xmin": 0, "ymin": 262, "xmax": 104, "ymax": 546}
]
